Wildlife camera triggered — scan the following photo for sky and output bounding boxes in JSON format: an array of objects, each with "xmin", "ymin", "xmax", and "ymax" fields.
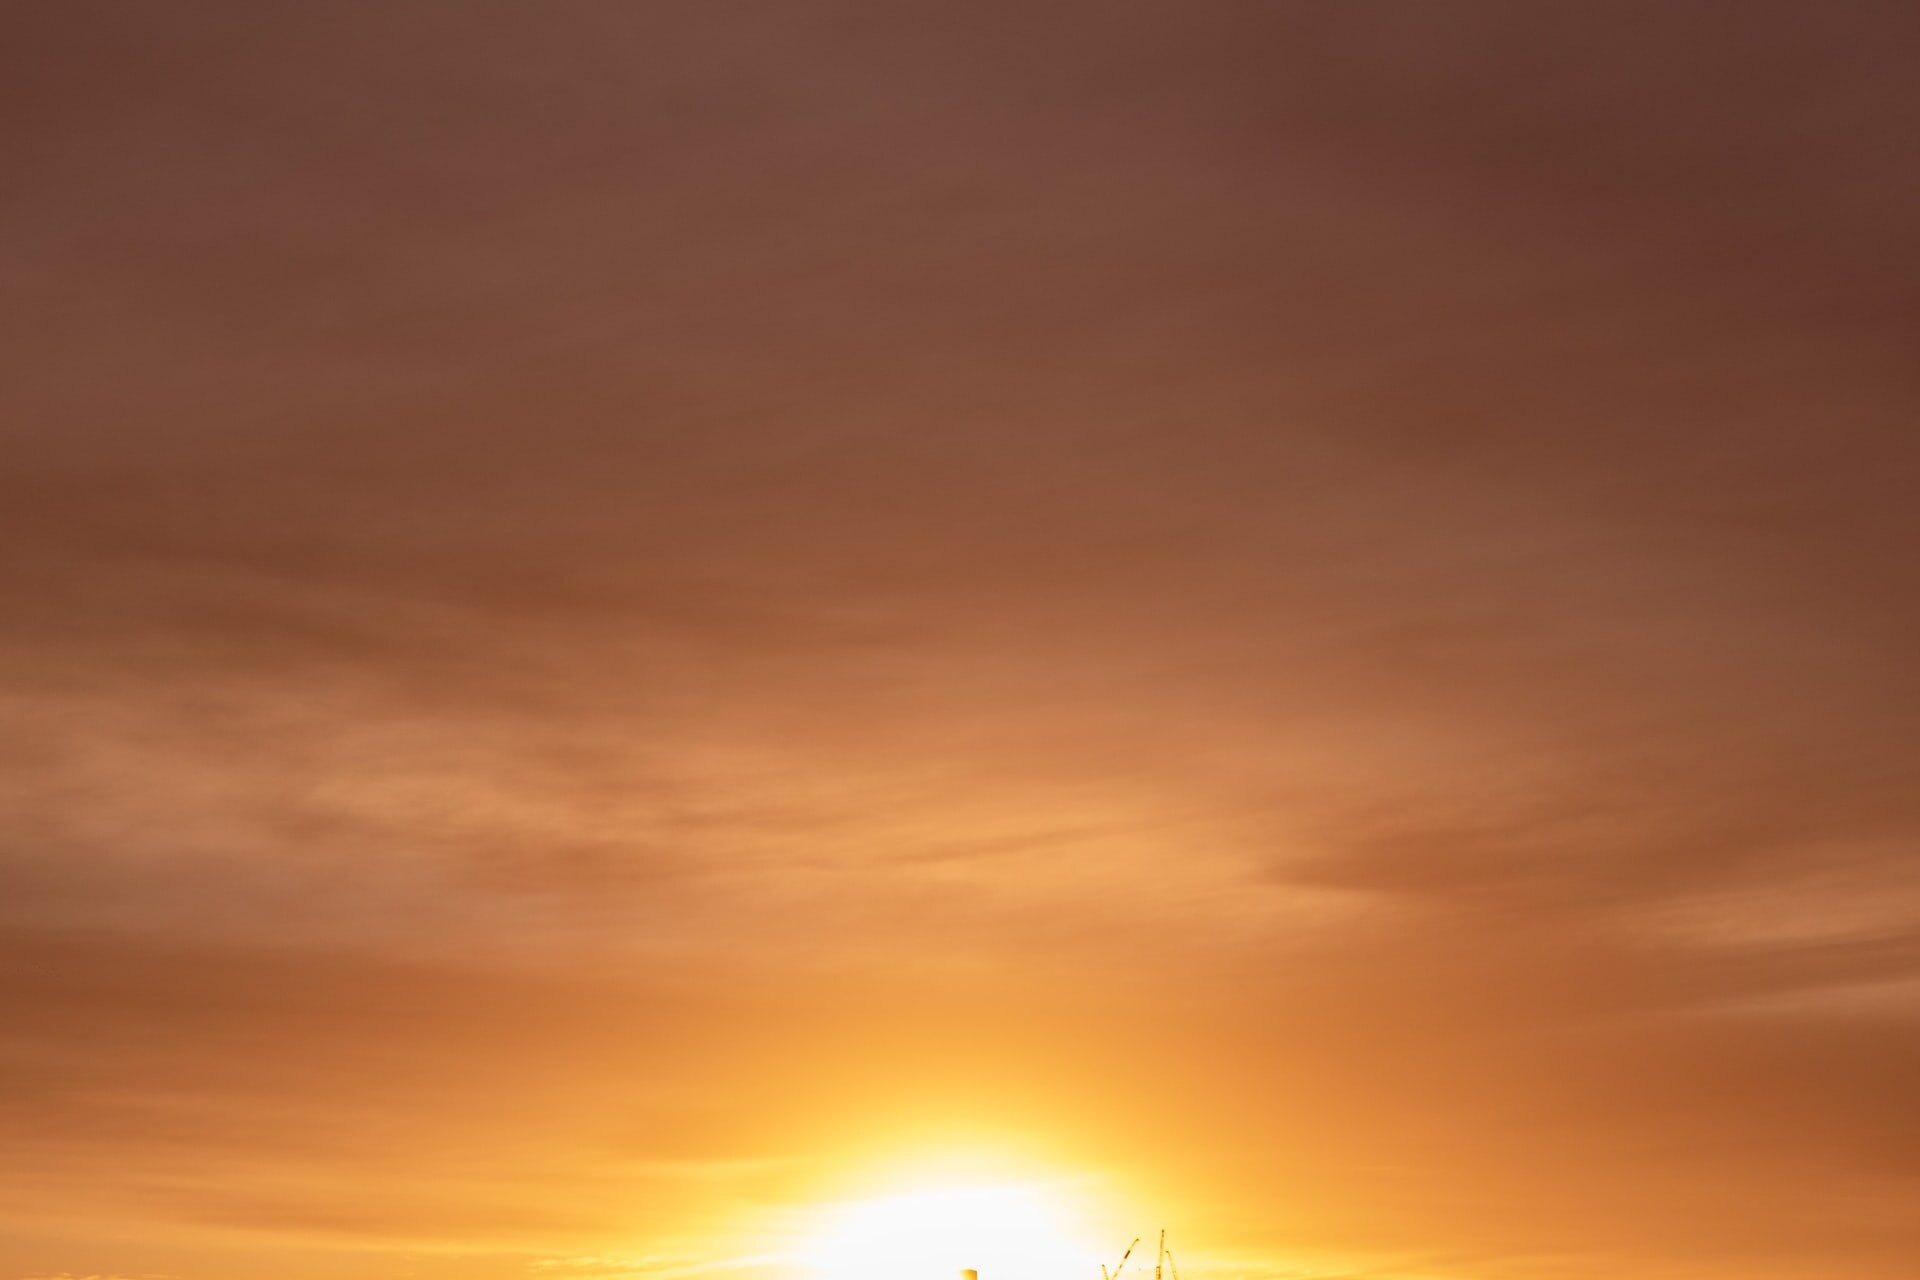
[{"xmin": 3, "ymin": 3, "xmax": 1918, "ymax": 1279}]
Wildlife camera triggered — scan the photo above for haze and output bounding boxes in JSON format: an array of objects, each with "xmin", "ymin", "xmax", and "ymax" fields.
[{"xmin": 3, "ymin": 5, "xmax": 1917, "ymax": 1280}]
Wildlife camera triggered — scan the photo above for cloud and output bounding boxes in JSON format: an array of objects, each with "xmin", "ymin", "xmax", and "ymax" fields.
[{"xmin": 1, "ymin": 3, "xmax": 1917, "ymax": 1279}]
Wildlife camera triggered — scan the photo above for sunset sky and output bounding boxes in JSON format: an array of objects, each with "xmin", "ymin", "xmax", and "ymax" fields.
[{"xmin": 4, "ymin": 4, "xmax": 1918, "ymax": 1280}]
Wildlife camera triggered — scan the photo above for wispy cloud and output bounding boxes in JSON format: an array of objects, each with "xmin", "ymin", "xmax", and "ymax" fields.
[{"xmin": 2, "ymin": 4, "xmax": 1916, "ymax": 1280}]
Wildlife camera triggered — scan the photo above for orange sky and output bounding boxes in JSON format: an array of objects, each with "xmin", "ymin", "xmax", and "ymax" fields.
[{"xmin": 3, "ymin": 4, "xmax": 1918, "ymax": 1280}]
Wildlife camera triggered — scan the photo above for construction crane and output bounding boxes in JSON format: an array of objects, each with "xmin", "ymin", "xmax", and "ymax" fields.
[
  {"xmin": 1164, "ymin": 1248, "xmax": 1182, "ymax": 1280},
  {"xmin": 1101, "ymin": 1238, "xmax": 1140, "ymax": 1280},
  {"xmin": 1153, "ymin": 1230, "xmax": 1165, "ymax": 1280}
]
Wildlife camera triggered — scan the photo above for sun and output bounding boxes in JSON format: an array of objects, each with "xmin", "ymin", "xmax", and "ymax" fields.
[{"xmin": 801, "ymin": 1182, "xmax": 1098, "ymax": 1280}]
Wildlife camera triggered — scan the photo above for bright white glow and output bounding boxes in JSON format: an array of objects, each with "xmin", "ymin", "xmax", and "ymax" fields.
[{"xmin": 802, "ymin": 1183, "xmax": 1097, "ymax": 1280}]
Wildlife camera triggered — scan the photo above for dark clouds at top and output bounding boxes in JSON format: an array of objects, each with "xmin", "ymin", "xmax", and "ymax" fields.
[{"xmin": 2, "ymin": 4, "xmax": 1918, "ymax": 1280}]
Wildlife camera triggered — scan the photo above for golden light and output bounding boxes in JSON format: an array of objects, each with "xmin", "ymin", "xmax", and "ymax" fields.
[{"xmin": 801, "ymin": 1183, "xmax": 1100, "ymax": 1280}]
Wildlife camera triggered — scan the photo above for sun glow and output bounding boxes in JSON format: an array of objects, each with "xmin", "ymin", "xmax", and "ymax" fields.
[{"xmin": 802, "ymin": 1183, "xmax": 1098, "ymax": 1280}]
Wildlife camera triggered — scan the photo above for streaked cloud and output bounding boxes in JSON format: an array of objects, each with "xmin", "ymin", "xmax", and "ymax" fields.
[{"xmin": 2, "ymin": 4, "xmax": 1915, "ymax": 1280}]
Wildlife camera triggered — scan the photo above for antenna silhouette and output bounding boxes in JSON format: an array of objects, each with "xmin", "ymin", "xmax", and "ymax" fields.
[{"xmin": 1107, "ymin": 1228, "xmax": 1187, "ymax": 1280}]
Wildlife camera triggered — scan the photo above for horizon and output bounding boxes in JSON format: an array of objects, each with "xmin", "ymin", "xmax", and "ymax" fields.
[{"xmin": 3, "ymin": 4, "xmax": 1918, "ymax": 1280}]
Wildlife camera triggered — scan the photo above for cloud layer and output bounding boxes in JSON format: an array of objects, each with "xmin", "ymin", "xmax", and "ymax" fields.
[{"xmin": 3, "ymin": 4, "xmax": 1917, "ymax": 1279}]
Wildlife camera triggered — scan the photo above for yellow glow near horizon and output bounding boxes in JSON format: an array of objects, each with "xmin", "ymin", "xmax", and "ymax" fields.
[{"xmin": 802, "ymin": 1183, "xmax": 1100, "ymax": 1280}]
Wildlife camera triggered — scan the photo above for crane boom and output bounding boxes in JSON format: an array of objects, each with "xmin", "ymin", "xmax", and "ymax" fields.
[{"xmin": 1107, "ymin": 1237, "xmax": 1139, "ymax": 1280}]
